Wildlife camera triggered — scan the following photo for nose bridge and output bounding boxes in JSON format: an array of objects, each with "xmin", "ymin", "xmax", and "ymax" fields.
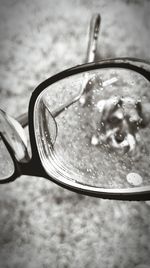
[
  {"xmin": 120, "ymin": 117, "xmax": 129, "ymax": 134},
  {"xmin": 113, "ymin": 108, "xmax": 124, "ymax": 120}
]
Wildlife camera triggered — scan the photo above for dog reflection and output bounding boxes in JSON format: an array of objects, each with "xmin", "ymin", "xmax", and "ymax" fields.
[
  {"xmin": 79, "ymin": 74, "xmax": 148, "ymax": 155},
  {"xmin": 91, "ymin": 96, "xmax": 147, "ymax": 155}
]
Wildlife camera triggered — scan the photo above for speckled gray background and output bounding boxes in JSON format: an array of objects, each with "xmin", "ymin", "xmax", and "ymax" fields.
[{"xmin": 0, "ymin": 0, "xmax": 150, "ymax": 267}]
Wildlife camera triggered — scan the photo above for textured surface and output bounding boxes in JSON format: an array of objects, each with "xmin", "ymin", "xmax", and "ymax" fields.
[{"xmin": 0, "ymin": 0, "xmax": 150, "ymax": 267}]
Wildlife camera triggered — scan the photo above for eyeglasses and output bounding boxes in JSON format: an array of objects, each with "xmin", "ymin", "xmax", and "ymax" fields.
[{"xmin": 0, "ymin": 13, "xmax": 150, "ymax": 201}]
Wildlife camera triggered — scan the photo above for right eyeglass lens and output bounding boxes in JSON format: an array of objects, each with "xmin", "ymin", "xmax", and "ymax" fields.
[{"xmin": 34, "ymin": 67, "xmax": 150, "ymax": 190}]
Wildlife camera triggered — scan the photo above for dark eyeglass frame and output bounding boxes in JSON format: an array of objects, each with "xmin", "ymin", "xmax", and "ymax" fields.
[{"xmin": 0, "ymin": 15, "xmax": 150, "ymax": 201}]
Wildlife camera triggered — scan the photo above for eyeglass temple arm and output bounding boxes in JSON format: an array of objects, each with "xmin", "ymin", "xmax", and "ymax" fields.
[
  {"xmin": 85, "ymin": 13, "xmax": 101, "ymax": 63},
  {"xmin": 16, "ymin": 13, "xmax": 101, "ymax": 127}
]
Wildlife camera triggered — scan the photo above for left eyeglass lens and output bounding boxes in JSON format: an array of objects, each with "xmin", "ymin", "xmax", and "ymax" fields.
[{"xmin": 0, "ymin": 137, "xmax": 14, "ymax": 180}]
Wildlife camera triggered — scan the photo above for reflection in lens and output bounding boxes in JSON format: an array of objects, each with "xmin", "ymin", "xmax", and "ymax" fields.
[
  {"xmin": 34, "ymin": 67, "xmax": 150, "ymax": 190},
  {"xmin": 0, "ymin": 137, "xmax": 14, "ymax": 180}
]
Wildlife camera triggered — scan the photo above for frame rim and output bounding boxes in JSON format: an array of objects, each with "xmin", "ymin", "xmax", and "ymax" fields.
[{"xmin": 1, "ymin": 57, "xmax": 150, "ymax": 201}]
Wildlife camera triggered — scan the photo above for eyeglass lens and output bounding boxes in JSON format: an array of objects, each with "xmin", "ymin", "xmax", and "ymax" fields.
[{"xmin": 35, "ymin": 67, "xmax": 150, "ymax": 189}]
